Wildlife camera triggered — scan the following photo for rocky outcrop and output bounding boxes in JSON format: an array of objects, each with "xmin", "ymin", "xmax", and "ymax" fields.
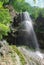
[
  {"xmin": 0, "ymin": 41, "xmax": 44, "ymax": 65},
  {"xmin": 0, "ymin": 41, "xmax": 26, "ymax": 65}
]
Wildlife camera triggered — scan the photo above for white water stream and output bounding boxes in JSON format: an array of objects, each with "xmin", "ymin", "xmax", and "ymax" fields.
[{"xmin": 20, "ymin": 12, "xmax": 43, "ymax": 59}]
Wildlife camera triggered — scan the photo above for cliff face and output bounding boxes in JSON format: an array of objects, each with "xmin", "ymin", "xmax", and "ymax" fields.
[{"xmin": 35, "ymin": 15, "xmax": 44, "ymax": 49}]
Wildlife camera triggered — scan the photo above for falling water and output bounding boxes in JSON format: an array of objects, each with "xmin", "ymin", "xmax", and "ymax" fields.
[
  {"xmin": 19, "ymin": 11, "xmax": 43, "ymax": 59},
  {"xmin": 21, "ymin": 12, "xmax": 39, "ymax": 50}
]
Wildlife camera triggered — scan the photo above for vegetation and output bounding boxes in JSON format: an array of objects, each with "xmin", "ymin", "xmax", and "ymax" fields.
[
  {"xmin": 0, "ymin": 1, "xmax": 11, "ymax": 40},
  {"xmin": 11, "ymin": 45, "xmax": 26, "ymax": 65},
  {"xmin": 0, "ymin": 0, "xmax": 9, "ymax": 4},
  {"xmin": 10, "ymin": 0, "xmax": 44, "ymax": 20}
]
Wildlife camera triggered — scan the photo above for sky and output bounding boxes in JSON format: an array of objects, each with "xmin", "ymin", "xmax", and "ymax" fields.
[{"xmin": 25, "ymin": 0, "xmax": 44, "ymax": 8}]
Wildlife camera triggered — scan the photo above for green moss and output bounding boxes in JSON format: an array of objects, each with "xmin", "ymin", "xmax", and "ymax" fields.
[{"xmin": 10, "ymin": 45, "xmax": 26, "ymax": 65}]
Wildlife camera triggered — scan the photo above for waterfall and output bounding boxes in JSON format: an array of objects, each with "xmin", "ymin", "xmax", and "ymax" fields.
[
  {"xmin": 18, "ymin": 11, "xmax": 43, "ymax": 59},
  {"xmin": 20, "ymin": 12, "xmax": 39, "ymax": 50}
]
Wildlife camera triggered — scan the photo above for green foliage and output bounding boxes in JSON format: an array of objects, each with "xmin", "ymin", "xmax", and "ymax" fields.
[
  {"xmin": 11, "ymin": 0, "xmax": 44, "ymax": 20},
  {"xmin": 30, "ymin": 7, "xmax": 40, "ymax": 19},
  {"xmin": 0, "ymin": 2, "xmax": 3, "ymax": 8},
  {"xmin": 0, "ymin": 0, "xmax": 9, "ymax": 4},
  {"xmin": 39, "ymin": 8, "xmax": 44, "ymax": 17},
  {"xmin": 0, "ymin": 9, "xmax": 11, "ymax": 25},
  {"xmin": 0, "ymin": 8, "xmax": 11, "ymax": 40},
  {"xmin": 10, "ymin": 0, "xmax": 25, "ymax": 12},
  {"xmin": 0, "ymin": 23, "xmax": 10, "ymax": 39},
  {"xmin": 16, "ymin": 0, "xmax": 25, "ymax": 3},
  {"xmin": 10, "ymin": 45, "xmax": 26, "ymax": 65},
  {"xmin": 0, "ymin": 5, "xmax": 11, "ymax": 40}
]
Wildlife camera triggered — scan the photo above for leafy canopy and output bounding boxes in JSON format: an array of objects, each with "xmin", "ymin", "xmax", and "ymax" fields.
[{"xmin": 11, "ymin": 0, "xmax": 44, "ymax": 19}]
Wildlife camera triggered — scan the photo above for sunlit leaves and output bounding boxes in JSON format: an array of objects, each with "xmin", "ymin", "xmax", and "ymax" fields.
[
  {"xmin": 0, "ymin": 2, "xmax": 3, "ymax": 8},
  {"xmin": 0, "ymin": 8, "xmax": 11, "ymax": 25},
  {"xmin": 0, "ymin": 23, "xmax": 10, "ymax": 40},
  {"xmin": 0, "ymin": 0, "xmax": 11, "ymax": 40},
  {"xmin": 0, "ymin": 8, "xmax": 11, "ymax": 40},
  {"xmin": 0, "ymin": 23, "xmax": 10, "ymax": 34}
]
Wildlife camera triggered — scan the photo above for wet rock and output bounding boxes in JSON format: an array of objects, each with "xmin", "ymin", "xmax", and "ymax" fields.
[{"xmin": 0, "ymin": 40, "xmax": 10, "ymax": 57}]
